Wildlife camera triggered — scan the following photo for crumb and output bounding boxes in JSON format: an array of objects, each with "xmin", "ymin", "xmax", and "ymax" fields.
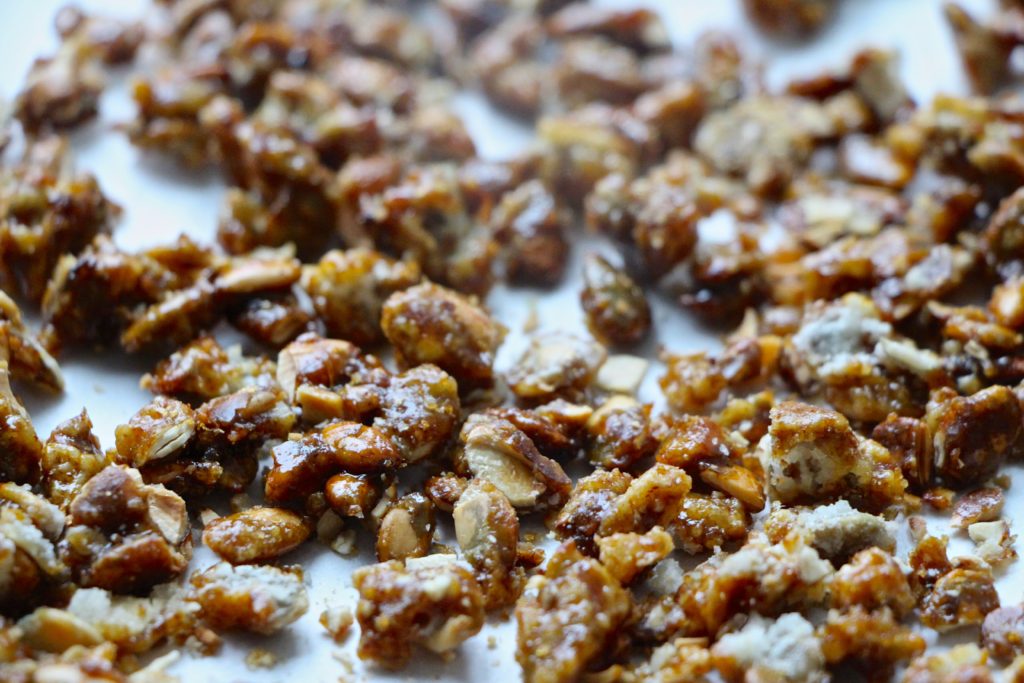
[
  {"xmin": 246, "ymin": 648, "xmax": 278, "ymax": 670},
  {"xmin": 320, "ymin": 606, "xmax": 354, "ymax": 642}
]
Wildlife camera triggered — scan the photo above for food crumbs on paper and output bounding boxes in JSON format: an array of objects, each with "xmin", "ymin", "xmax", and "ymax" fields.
[{"xmin": 245, "ymin": 648, "xmax": 277, "ymax": 670}]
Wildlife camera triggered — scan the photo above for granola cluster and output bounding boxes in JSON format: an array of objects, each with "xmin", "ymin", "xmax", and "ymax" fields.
[{"xmin": 2, "ymin": 0, "xmax": 1024, "ymax": 681}]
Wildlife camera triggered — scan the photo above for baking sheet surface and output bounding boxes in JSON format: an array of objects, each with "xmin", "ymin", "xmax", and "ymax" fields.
[{"xmin": 0, "ymin": 1, "xmax": 1020, "ymax": 681}]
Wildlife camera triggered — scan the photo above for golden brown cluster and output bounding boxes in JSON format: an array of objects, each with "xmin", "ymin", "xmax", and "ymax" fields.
[{"xmin": 3, "ymin": 0, "xmax": 1024, "ymax": 681}]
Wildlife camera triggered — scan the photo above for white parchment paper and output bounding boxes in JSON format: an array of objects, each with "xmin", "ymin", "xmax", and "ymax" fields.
[{"xmin": 0, "ymin": 1, "xmax": 1020, "ymax": 681}]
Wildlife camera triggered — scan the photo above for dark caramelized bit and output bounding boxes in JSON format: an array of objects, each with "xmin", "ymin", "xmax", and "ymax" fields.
[
  {"xmin": 269, "ymin": 366, "xmax": 459, "ymax": 503},
  {"xmin": 189, "ymin": 562, "xmax": 308, "ymax": 634},
  {"xmin": 128, "ymin": 67, "xmax": 229, "ymax": 168},
  {"xmin": 0, "ymin": 139, "xmax": 119, "ymax": 303},
  {"xmin": 62, "ymin": 465, "xmax": 191, "ymax": 593},
  {"xmin": 597, "ymin": 463, "xmax": 692, "ymax": 536},
  {"xmin": 216, "ymin": 122, "xmax": 338, "ymax": 259},
  {"xmin": 0, "ymin": 293, "xmax": 63, "ymax": 393},
  {"xmin": 250, "ymin": 70, "xmax": 381, "ymax": 167},
  {"xmin": 658, "ymin": 352, "xmax": 728, "ymax": 414},
  {"xmin": 920, "ymin": 563, "xmax": 1000, "ymax": 632},
  {"xmin": 549, "ymin": 468, "xmax": 633, "ymax": 555},
  {"xmin": 381, "ymin": 282, "xmax": 506, "ymax": 392},
  {"xmin": 202, "ymin": 507, "xmax": 311, "ymax": 564},
  {"xmin": 275, "ymin": 333, "xmax": 386, "ymax": 400},
  {"xmin": 424, "ymin": 473, "xmax": 469, "ymax": 513},
  {"xmin": 554, "ymin": 37, "xmax": 649, "ymax": 108},
  {"xmin": 114, "ymin": 397, "xmax": 197, "ymax": 470},
  {"xmin": 872, "ymin": 414, "xmax": 931, "ymax": 491},
  {"xmin": 932, "ymin": 386, "xmax": 1023, "ymax": 488},
  {"xmin": 353, "ymin": 556, "xmax": 485, "ymax": 667},
  {"xmin": 471, "ymin": 15, "xmax": 547, "ymax": 119},
  {"xmin": 453, "ymin": 478, "xmax": 524, "ymax": 609},
  {"xmin": 547, "ymin": 4, "xmax": 670, "ymax": 53},
  {"xmin": 372, "ymin": 365, "xmax": 461, "ymax": 463},
  {"xmin": 580, "ymin": 254, "xmax": 652, "ymax": 347},
  {"xmin": 302, "ymin": 248, "xmax": 421, "ymax": 347},
  {"xmin": 116, "ymin": 388, "xmax": 294, "ymax": 496},
  {"xmin": 0, "ymin": 364, "xmax": 44, "ymax": 485},
  {"xmin": 15, "ymin": 38, "xmax": 104, "ymax": 134},
  {"xmin": 585, "ymin": 397, "xmax": 657, "ymax": 470},
  {"xmin": 743, "ymin": 0, "xmax": 838, "ymax": 39},
  {"xmin": 40, "ymin": 236, "xmax": 218, "ymax": 354},
  {"xmin": 515, "ymin": 542, "xmax": 631, "ymax": 683},
  {"xmin": 53, "ymin": 7, "xmax": 144, "ymax": 65},
  {"xmin": 656, "ymin": 415, "xmax": 765, "ymax": 511},
  {"xmin": 985, "ymin": 184, "xmax": 1024, "ymax": 278},
  {"xmin": 266, "ymin": 423, "xmax": 400, "ymax": 503},
  {"xmin": 944, "ymin": 2, "xmax": 1024, "ymax": 94},
  {"xmin": 537, "ymin": 104, "xmax": 656, "ymax": 205},
  {"xmin": 361, "ymin": 165, "xmax": 498, "ymax": 295},
  {"xmin": 142, "ymin": 336, "xmax": 276, "ymax": 402},
  {"xmin": 492, "ymin": 180, "xmax": 570, "ymax": 287}
]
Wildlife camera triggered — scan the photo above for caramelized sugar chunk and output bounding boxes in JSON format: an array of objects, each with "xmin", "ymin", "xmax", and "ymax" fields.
[
  {"xmin": 585, "ymin": 396, "xmax": 657, "ymax": 471},
  {"xmin": 353, "ymin": 555, "xmax": 485, "ymax": 668},
  {"xmin": 375, "ymin": 493, "xmax": 435, "ymax": 562},
  {"xmin": 515, "ymin": 542, "xmax": 632, "ymax": 683},
  {"xmin": 0, "ymin": 139, "xmax": 119, "ymax": 304},
  {"xmin": 818, "ymin": 607, "xmax": 925, "ymax": 673},
  {"xmin": 453, "ymin": 478, "xmax": 524, "ymax": 609},
  {"xmin": 40, "ymin": 410, "xmax": 107, "ymax": 509},
  {"xmin": 596, "ymin": 526, "xmax": 674, "ymax": 585},
  {"xmin": 143, "ymin": 336, "xmax": 276, "ymax": 402},
  {"xmin": 506, "ymin": 332, "xmax": 607, "ymax": 404},
  {"xmin": 662, "ymin": 534, "xmax": 833, "ymax": 638},
  {"xmin": 829, "ymin": 547, "xmax": 915, "ymax": 617},
  {"xmin": 189, "ymin": 562, "xmax": 308, "ymax": 635},
  {"xmin": 63, "ymin": 465, "xmax": 191, "ymax": 593},
  {"xmin": 580, "ymin": 254, "xmax": 652, "ymax": 347},
  {"xmin": 694, "ymin": 96, "xmax": 833, "ymax": 196},
  {"xmin": 203, "ymin": 507, "xmax": 311, "ymax": 564},
  {"xmin": 458, "ymin": 411, "xmax": 572, "ymax": 509},
  {"xmin": 302, "ymin": 248, "xmax": 421, "ymax": 348},
  {"xmin": 743, "ymin": 0, "xmax": 838, "ymax": 39},
  {"xmin": 932, "ymin": 385, "xmax": 1023, "ymax": 488},
  {"xmin": 549, "ymin": 468, "xmax": 633, "ymax": 555},
  {"xmin": 381, "ymin": 282, "xmax": 506, "ymax": 392},
  {"xmin": 0, "ymin": 483, "xmax": 66, "ymax": 611},
  {"xmin": 492, "ymin": 180, "xmax": 571, "ymax": 287},
  {"xmin": 672, "ymin": 492, "xmax": 749, "ymax": 554},
  {"xmin": 920, "ymin": 563, "xmax": 1000, "ymax": 632}
]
